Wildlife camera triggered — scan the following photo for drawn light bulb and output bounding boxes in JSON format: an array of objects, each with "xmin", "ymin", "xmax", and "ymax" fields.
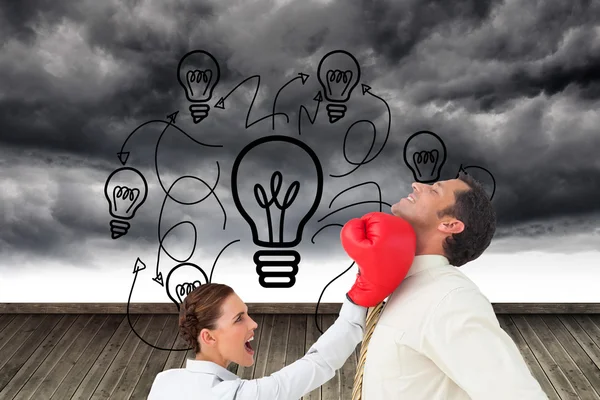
[
  {"xmin": 403, "ymin": 130, "xmax": 447, "ymax": 183},
  {"xmin": 104, "ymin": 167, "xmax": 148, "ymax": 239},
  {"xmin": 166, "ymin": 262, "xmax": 209, "ymax": 311},
  {"xmin": 231, "ymin": 135, "xmax": 324, "ymax": 288},
  {"xmin": 317, "ymin": 50, "xmax": 361, "ymax": 123},
  {"xmin": 177, "ymin": 50, "xmax": 220, "ymax": 124}
]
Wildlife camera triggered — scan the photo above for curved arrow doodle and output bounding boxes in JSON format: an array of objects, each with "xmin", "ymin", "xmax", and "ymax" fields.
[
  {"xmin": 298, "ymin": 92, "xmax": 323, "ymax": 136},
  {"xmin": 272, "ymin": 72, "xmax": 309, "ymax": 130},
  {"xmin": 330, "ymin": 85, "xmax": 391, "ymax": 178},
  {"xmin": 214, "ymin": 75, "xmax": 289, "ymax": 130}
]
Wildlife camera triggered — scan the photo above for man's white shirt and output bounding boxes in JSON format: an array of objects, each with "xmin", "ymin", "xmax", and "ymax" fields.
[{"xmin": 362, "ymin": 254, "xmax": 549, "ymax": 399}]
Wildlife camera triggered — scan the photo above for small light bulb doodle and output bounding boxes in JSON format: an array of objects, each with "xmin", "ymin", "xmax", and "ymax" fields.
[
  {"xmin": 166, "ymin": 262, "xmax": 209, "ymax": 311},
  {"xmin": 403, "ymin": 130, "xmax": 447, "ymax": 183},
  {"xmin": 456, "ymin": 164, "xmax": 497, "ymax": 201},
  {"xmin": 104, "ymin": 167, "xmax": 148, "ymax": 239},
  {"xmin": 177, "ymin": 50, "xmax": 220, "ymax": 124},
  {"xmin": 231, "ymin": 135, "xmax": 324, "ymax": 288},
  {"xmin": 317, "ymin": 50, "xmax": 361, "ymax": 123}
]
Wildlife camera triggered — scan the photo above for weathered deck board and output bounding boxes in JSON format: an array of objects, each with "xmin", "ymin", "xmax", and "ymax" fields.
[{"xmin": 0, "ymin": 313, "xmax": 598, "ymax": 399}]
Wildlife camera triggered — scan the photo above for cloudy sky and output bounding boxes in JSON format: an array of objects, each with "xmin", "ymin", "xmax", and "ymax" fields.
[{"xmin": 1, "ymin": 0, "xmax": 599, "ymax": 303}]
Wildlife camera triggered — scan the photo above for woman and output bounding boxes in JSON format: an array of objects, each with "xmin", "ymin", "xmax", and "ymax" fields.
[{"xmin": 147, "ymin": 282, "xmax": 367, "ymax": 399}]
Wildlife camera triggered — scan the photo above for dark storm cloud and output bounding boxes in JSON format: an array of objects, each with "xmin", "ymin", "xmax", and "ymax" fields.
[{"xmin": 0, "ymin": 0, "xmax": 599, "ymax": 264}]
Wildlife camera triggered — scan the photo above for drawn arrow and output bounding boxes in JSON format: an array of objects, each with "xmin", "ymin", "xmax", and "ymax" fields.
[
  {"xmin": 117, "ymin": 111, "xmax": 220, "ymax": 166},
  {"xmin": 214, "ymin": 75, "xmax": 289, "ymax": 129},
  {"xmin": 361, "ymin": 83, "xmax": 392, "ymax": 151},
  {"xmin": 298, "ymin": 91, "xmax": 323, "ymax": 136},
  {"xmin": 133, "ymin": 258, "xmax": 146, "ymax": 274},
  {"xmin": 127, "ymin": 258, "xmax": 191, "ymax": 351},
  {"xmin": 272, "ymin": 72, "xmax": 309, "ymax": 130}
]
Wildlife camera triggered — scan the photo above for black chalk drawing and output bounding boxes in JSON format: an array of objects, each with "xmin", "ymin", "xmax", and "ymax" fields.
[
  {"xmin": 317, "ymin": 50, "xmax": 361, "ymax": 123},
  {"xmin": 114, "ymin": 48, "xmax": 498, "ymax": 347},
  {"xmin": 456, "ymin": 164, "xmax": 497, "ymax": 201},
  {"xmin": 214, "ymin": 74, "xmax": 303, "ymax": 129},
  {"xmin": 104, "ymin": 167, "xmax": 148, "ymax": 239},
  {"xmin": 298, "ymin": 91, "xmax": 323, "ymax": 136},
  {"xmin": 403, "ymin": 130, "xmax": 447, "ymax": 183},
  {"xmin": 177, "ymin": 50, "xmax": 220, "ymax": 123},
  {"xmin": 330, "ymin": 84, "xmax": 391, "ymax": 178},
  {"xmin": 231, "ymin": 135, "xmax": 324, "ymax": 288},
  {"xmin": 310, "ymin": 180, "xmax": 390, "ymax": 334},
  {"xmin": 127, "ymin": 239, "xmax": 239, "ymax": 351}
]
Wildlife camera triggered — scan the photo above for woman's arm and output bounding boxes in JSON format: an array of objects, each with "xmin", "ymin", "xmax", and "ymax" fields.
[{"xmin": 211, "ymin": 296, "xmax": 366, "ymax": 400}]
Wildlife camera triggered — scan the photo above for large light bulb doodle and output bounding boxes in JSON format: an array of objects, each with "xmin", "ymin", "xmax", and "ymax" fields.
[
  {"xmin": 231, "ymin": 135, "xmax": 324, "ymax": 288},
  {"xmin": 317, "ymin": 50, "xmax": 361, "ymax": 123},
  {"xmin": 104, "ymin": 167, "xmax": 148, "ymax": 239},
  {"xmin": 403, "ymin": 130, "xmax": 447, "ymax": 183},
  {"xmin": 177, "ymin": 50, "xmax": 220, "ymax": 124},
  {"xmin": 166, "ymin": 262, "xmax": 209, "ymax": 311}
]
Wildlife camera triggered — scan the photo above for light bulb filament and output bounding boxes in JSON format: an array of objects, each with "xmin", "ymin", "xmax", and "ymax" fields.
[
  {"xmin": 112, "ymin": 185, "xmax": 140, "ymax": 214},
  {"xmin": 412, "ymin": 149, "xmax": 439, "ymax": 179},
  {"xmin": 253, "ymin": 171, "xmax": 301, "ymax": 243},
  {"xmin": 325, "ymin": 69, "xmax": 353, "ymax": 98},
  {"xmin": 175, "ymin": 280, "xmax": 202, "ymax": 303},
  {"xmin": 185, "ymin": 69, "xmax": 213, "ymax": 97}
]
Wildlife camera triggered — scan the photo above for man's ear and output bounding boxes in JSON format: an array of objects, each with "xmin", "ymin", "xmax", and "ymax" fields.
[{"xmin": 437, "ymin": 219, "xmax": 464, "ymax": 234}]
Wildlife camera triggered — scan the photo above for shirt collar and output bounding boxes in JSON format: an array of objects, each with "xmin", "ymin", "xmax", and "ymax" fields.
[
  {"xmin": 405, "ymin": 254, "xmax": 450, "ymax": 278},
  {"xmin": 185, "ymin": 359, "xmax": 239, "ymax": 381}
]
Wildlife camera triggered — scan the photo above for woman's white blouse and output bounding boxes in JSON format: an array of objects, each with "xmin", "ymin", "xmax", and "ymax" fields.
[{"xmin": 148, "ymin": 297, "xmax": 366, "ymax": 399}]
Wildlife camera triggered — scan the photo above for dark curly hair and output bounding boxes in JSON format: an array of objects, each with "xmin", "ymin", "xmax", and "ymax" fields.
[
  {"xmin": 437, "ymin": 171, "xmax": 497, "ymax": 267},
  {"xmin": 178, "ymin": 283, "xmax": 234, "ymax": 354}
]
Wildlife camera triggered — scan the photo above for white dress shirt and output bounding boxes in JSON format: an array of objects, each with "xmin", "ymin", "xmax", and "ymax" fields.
[
  {"xmin": 148, "ymin": 297, "xmax": 366, "ymax": 400},
  {"xmin": 362, "ymin": 254, "xmax": 549, "ymax": 399}
]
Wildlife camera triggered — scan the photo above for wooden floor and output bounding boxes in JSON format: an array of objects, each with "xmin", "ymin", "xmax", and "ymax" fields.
[{"xmin": 0, "ymin": 314, "xmax": 599, "ymax": 399}]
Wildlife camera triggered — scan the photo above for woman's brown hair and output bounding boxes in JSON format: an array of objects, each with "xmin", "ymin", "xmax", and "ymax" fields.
[{"xmin": 179, "ymin": 283, "xmax": 234, "ymax": 354}]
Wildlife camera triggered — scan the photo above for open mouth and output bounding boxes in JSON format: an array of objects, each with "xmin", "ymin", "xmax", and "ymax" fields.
[{"xmin": 244, "ymin": 336, "xmax": 254, "ymax": 354}]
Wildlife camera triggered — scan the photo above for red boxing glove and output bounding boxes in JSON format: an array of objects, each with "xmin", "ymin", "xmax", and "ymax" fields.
[{"xmin": 341, "ymin": 212, "xmax": 416, "ymax": 307}]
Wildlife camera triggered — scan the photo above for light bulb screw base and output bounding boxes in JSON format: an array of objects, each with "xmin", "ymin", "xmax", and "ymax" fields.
[
  {"xmin": 190, "ymin": 103, "xmax": 210, "ymax": 123},
  {"xmin": 326, "ymin": 103, "xmax": 346, "ymax": 123},
  {"xmin": 253, "ymin": 249, "xmax": 300, "ymax": 288},
  {"xmin": 110, "ymin": 219, "xmax": 130, "ymax": 239}
]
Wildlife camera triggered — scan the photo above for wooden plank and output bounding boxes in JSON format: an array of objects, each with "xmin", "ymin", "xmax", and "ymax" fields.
[
  {"xmin": 252, "ymin": 314, "xmax": 275, "ymax": 379},
  {"xmin": 3, "ymin": 302, "xmax": 600, "ymax": 314},
  {"xmin": 0, "ymin": 315, "xmax": 63, "ymax": 392},
  {"xmin": 50, "ymin": 315, "xmax": 125, "ymax": 400},
  {"xmin": 560, "ymin": 315, "xmax": 600, "ymax": 369},
  {"xmin": 303, "ymin": 314, "xmax": 322, "ymax": 400},
  {"xmin": 71, "ymin": 315, "xmax": 141, "ymax": 400},
  {"xmin": 162, "ymin": 332, "xmax": 191, "ymax": 372},
  {"xmin": 238, "ymin": 314, "xmax": 264, "ymax": 380},
  {"xmin": 286, "ymin": 315, "xmax": 306, "ymax": 366},
  {"xmin": 512, "ymin": 315, "xmax": 579, "ymax": 400},
  {"xmin": 542, "ymin": 315, "xmax": 600, "ymax": 398},
  {"xmin": 497, "ymin": 315, "xmax": 560, "ymax": 400},
  {"xmin": 11, "ymin": 315, "xmax": 94, "ymax": 400},
  {"xmin": 528, "ymin": 315, "xmax": 600, "ymax": 399},
  {"xmin": 264, "ymin": 315, "xmax": 290, "ymax": 376},
  {"xmin": 0, "ymin": 303, "xmax": 342, "ymax": 314},
  {"xmin": 28, "ymin": 315, "xmax": 108, "ymax": 400},
  {"xmin": 576, "ymin": 315, "xmax": 600, "ymax": 349},
  {"xmin": 321, "ymin": 314, "xmax": 340, "ymax": 400},
  {"xmin": 0, "ymin": 315, "xmax": 30, "ymax": 352},
  {"xmin": 88, "ymin": 315, "xmax": 153, "ymax": 399},
  {"xmin": 0, "ymin": 315, "xmax": 48, "ymax": 374},
  {"xmin": 110, "ymin": 315, "xmax": 170, "ymax": 399},
  {"xmin": 0, "ymin": 314, "xmax": 16, "ymax": 334},
  {"xmin": 130, "ymin": 315, "xmax": 180, "ymax": 400},
  {"xmin": 0, "ymin": 315, "xmax": 76, "ymax": 398}
]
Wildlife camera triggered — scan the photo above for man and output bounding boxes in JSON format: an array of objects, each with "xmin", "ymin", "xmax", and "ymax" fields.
[{"xmin": 361, "ymin": 172, "xmax": 549, "ymax": 399}]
